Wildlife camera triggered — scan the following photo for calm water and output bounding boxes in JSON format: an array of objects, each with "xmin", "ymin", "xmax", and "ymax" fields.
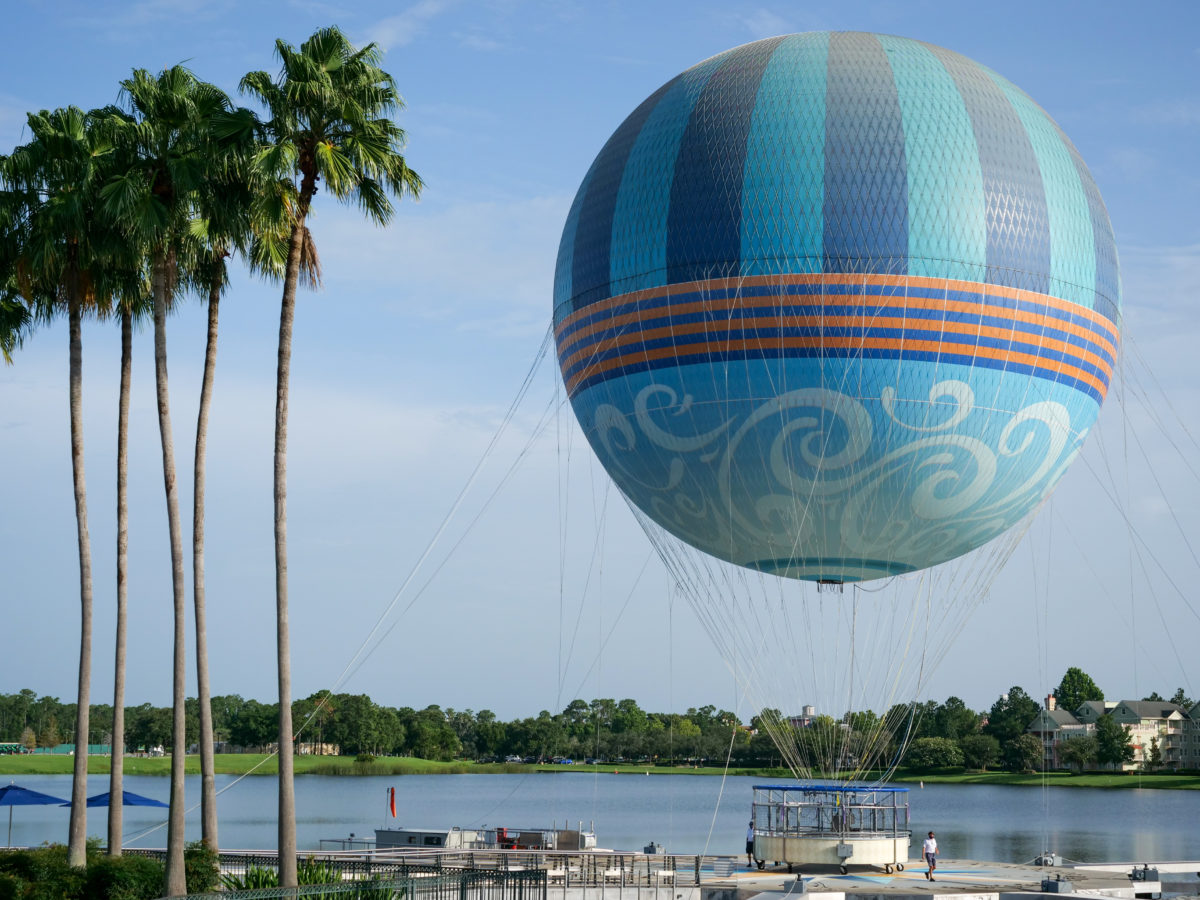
[{"xmin": 8, "ymin": 773, "xmax": 1200, "ymax": 863}]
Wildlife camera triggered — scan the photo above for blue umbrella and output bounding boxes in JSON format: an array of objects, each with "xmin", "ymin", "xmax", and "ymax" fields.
[
  {"xmin": 60, "ymin": 790, "xmax": 168, "ymax": 808},
  {"xmin": 0, "ymin": 782, "xmax": 68, "ymax": 846}
]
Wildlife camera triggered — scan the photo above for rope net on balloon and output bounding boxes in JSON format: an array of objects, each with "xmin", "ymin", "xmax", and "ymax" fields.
[{"xmin": 623, "ymin": 486, "xmax": 1034, "ymax": 785}]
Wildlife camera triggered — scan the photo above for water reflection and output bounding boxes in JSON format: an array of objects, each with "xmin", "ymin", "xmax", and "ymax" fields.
[{"xmin": 8, "ymin": 774, "xmax": 1199, "ymax": 862}]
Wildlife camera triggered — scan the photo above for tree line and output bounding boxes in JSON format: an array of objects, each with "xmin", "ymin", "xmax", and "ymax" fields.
[
  {"xmin": 900, "ymin": 670, "xmax": 1193, "ymax": 773},
  {"xmin": 4, "ymin": 668, "xmax": 1190, "ymax": 771},
  {"xmin": 0, "ymin": 25, "xmax": 420, "ymax": 892}
]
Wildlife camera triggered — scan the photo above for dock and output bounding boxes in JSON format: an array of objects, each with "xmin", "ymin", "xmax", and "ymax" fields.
[
  {"xmin": 120, "ymin": 846, "xmax": 1200, "ymax": 899},
  {"xmin": 705, "ymin": 858, "xmax": 1197, "ymax": 899}
]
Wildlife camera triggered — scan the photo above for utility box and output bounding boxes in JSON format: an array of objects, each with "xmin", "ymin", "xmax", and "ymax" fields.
[{"xmin": 1042, "ymin": 878, "xmax": 1075, "ymax": 893}]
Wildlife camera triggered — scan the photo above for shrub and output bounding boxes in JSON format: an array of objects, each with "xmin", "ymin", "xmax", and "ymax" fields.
[
  {"xmin": 298, "ymin": 858, "xmax": 341, "ymax": 885},
  {"xmin": 184, "ymin": 842, "xmax": 220, "ymax": 894},
  {"xmin": 221, "ymin": 865, "xmax": 279, "ymax": 891},
  {"xmin": 0, "ymin": 873, "xmax": 22, "ymax": 900},
  {"xmin": 1003, "ymin": 734, "xmax": 1044, "ymax": 773},
  {"xmin": 82, "ymin": 854, "xmax": 164, "ymax": 900},
  {"xmin": 904, "ymin": 737, "xmax": 964, "ymax": 771},
  {"xmin": 958, "ymin": 734, "xmax": 1001, "ymax": 771},
  {"xmin": 9, "ymin": 846, "xmax": 85, "ymax": 900}
]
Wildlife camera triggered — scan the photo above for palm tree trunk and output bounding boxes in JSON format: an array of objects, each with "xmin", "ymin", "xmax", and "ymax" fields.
[
  {"xmin": 67, "ymin": 297, "xmax": 92, "ymax": 869},
  {"xmin": 274, "ymin": 217, "xmax": 307, "ymax": 888},
  {"xmin": 152, "ymin": 254, "xmax": 188, "ymax": 897},
  {"xmin": 108, "ymin": 308, "xmax": 132, "ymax": 856},
  {"xmin": 194, "ymin": 278, "xmax": 220, "ymax": 851}
]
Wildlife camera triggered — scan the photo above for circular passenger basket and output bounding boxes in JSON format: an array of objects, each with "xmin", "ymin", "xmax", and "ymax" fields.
[{"xmin": 751, "ymin": 784, "xmax": 911, "ymax": 874}]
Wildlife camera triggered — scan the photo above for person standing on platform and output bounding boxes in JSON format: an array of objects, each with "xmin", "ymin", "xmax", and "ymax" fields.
[
  {"xmin": 923, "ymin": 831, "xmax": 938, "ymax": 880},
  {"xmin": 746, "ymin": 821, "xmax": 755, "ymax": 866}
]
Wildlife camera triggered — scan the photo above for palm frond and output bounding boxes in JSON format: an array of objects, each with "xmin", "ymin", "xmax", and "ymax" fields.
[
  {"xmin": 299, "ymin": 225, "xmax": 321, "ymax": 289},
  {"xmin": 0, "ymin": 297, "xmax": 32, "ymax": 363}
]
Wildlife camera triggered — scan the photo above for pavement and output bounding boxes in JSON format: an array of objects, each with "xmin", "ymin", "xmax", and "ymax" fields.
[{"xmin": 705, "ymin": 858, "xmax": 1159, "ymax": 897}]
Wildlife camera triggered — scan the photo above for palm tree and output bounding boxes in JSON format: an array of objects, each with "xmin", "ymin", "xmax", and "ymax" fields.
[
  {"xmin": 108, "ymin": 278, "xmax": 151, "ymax": 856},
  {"xmin": 239, "ymin": 27, "xmax": 422, "ymax": 884},
  {"xmin": 102, "ymin": 68, "xmax": 232, "ymax": 894},
  {"xmin": 187, "ymin": 144, "xmax": 258, "ymax": 851},
  {"xmin": 191, "ymin": 238, "xmax": 223, "ymax": 853},
  {"xmin": 1, "ymin": 106, "xmax": 122, "ymax": 868}
]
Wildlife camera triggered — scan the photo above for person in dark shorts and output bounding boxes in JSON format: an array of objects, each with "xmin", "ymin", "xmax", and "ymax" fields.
[
  {"xmin": 923, "ymin": 831, "xmax": 938, "ymax": 880},
  {"xmin": 746, "ymin": 821, "xmax": 755, "ymax": 865}
]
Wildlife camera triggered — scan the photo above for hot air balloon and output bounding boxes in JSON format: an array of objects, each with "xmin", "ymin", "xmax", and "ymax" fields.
[{"xmin": 554, "ymin": 32, "xmax": 1120, "ymax": 584}]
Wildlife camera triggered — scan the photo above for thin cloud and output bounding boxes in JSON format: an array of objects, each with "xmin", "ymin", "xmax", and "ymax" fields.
[
  {"xmin": 1121, "ymin": 243, "xmax": 1200, "ymax": 314},
  {"xmin": 309, "ymin": 193, "xmax": 569, "ymax": 338},
  {"xmin": 739, "ymin": 7, "xmax": 792, "ymax": 38},
  {"xmin": 75, "ymin": 0, "xmax": 236, "ymax": 29},
  {"xmin": 368, "ymin": 0, "xmax": 457, "ymax": 49},
  {"xmin": 1134, "ymin": 98, "xmax": 1200, "ymax": 128},
  {"xmin": 456, "ymin": 32, "xmax": 506, "ymax": 52}
]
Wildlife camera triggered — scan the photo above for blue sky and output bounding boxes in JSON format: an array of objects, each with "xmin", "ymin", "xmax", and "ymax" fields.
[{"xmin": 1, "ymin": 0, "xmax": 1198, "ymax": 724}]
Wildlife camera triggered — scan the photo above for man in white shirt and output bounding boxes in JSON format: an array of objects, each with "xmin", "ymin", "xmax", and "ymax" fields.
[
  {"xmin": 746, "ymin": 821, "xmax": 755, "ymax": 866},
  {"xmin": 922, "ymin": 831, "xmax": 938, "ymax": 881}
]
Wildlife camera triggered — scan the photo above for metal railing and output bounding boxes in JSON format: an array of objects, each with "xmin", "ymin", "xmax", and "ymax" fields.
[
  {"xmin": 136, "ymin": 847, "xmax": 730, "ymax": 890},
  {"xmin": 171, "ymin": 868, "xmax": 547, "ymax": 900}
]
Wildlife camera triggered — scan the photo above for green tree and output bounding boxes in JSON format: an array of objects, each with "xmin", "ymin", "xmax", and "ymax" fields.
[
  {"xmin": 931, "ymin": 697, "xmax": 979, "ymax": 740},
  {"xmin": 957, "ymin": 733, "xmax": 1000, "ymax": 771},
  {"xmin": 228, "ymin": 700, "xmax": 276, "ymax": 748},
  {"xmin": 1056, "ymin": 735, "xmax": 1097, "ymax": 772},
  {"xmin": 38, "ymin": 716, "xmax": 61, "ymax": 748},
  {"xmin": 561, "ymin": 700, "xmax": 590, "ymax": 740},
  {"xmin": 1052, "ymin": 667, "xmax": 1104, "ymax": 713},
  {"xmin": 238, "ymin": 27, "xmax": 422, "ymax": 885},
  {"xmin": 19, "ymin": 727, "xmax": 36, "ymax": 751},
  {"xmin": 983, "ymin": 687, "xmax": 1040, "ymax": 746},
  {"xmin": 1144, "ymin": 736, "xmax": 1162, "ymax": 771},
  {"xmin": 1169, "ymin": 688, "xmax": 1194, "ymax": 710},
  {"xmin": 1094, "ymin": 714, "xmax": 1134, "ymax": 768},
  {"xmin": 904, "ymin": 737, "xmax": 964, "ymax": 770},
  {"xmin": 1003, "ymin": 733, "xmax": 1043, "ymax": 772},
  {"xmin": 126, "ymin": 705, "xmax": 172, "ymax": 751},
  {"xmin": 474, "ymin": 710, "xmax": 505, "ymax": 758}
]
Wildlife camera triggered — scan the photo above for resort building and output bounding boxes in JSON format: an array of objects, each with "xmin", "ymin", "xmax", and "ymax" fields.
[
  {"xmin": 1109, "ymin": 701, "xmax": 1190, "ymax": 769},
  {"xmin": 1027, "ymin": 696, "xmax": 1089, "ymax": 768},
  {"xmin": 1027, "ymin": 697, "xmax": 1198, "ymax": 771}
]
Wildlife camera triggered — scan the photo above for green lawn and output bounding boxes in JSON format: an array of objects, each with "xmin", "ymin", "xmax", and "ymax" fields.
[
  {"xmin": 2, "ymin": 755, "xmax": 1197, "ymax": 789},
  {"xmin": 891, "ymin": 769, "xmax": 1200, "ymax": 789},
  {"xmin": 0, "ymin": 754, "xmax": 522, "ymax": 777},
  {"xmin": 536, "ymin": 763, "xmax": 794, "ymax": 777}
]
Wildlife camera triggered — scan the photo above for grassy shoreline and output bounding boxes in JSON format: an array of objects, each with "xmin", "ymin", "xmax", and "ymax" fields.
[{"xmin": 0, "ymin": 755, "xmax": 1197, "ymax": 788}]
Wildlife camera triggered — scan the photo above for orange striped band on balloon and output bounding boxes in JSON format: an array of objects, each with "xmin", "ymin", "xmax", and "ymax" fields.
[{"xmin": 556, "ymin": 274, "xmax": 1118, "ymax": 403}]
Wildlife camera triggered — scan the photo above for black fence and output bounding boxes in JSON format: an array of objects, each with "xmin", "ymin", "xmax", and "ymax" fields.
[
  {"xmin": 167, "ymin": 868, "xmax": 548, "ymax": 900},
  {"xmin": 132, "ymin": 847, "xmax": 726, "ymax": 893}
]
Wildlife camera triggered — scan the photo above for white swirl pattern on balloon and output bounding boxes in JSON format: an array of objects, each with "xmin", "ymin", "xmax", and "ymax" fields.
[{"xmin": 590, "ymin": 378, "xmax": 1086, "ymax": 579}]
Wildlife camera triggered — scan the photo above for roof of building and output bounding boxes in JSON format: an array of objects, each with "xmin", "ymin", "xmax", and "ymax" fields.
[
  {"xmin": 1113, "ymin": 700, "xmax": 1187, "ymax": 719},
  {"xmin": 1029, "ymin": 709, "xmax": 1081, "ymax": 731}
]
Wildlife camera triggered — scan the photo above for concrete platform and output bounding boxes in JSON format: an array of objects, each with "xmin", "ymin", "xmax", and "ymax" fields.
[{"xmin": 702, "ymin": 858, "xmax": 1173, "ymax": 899}]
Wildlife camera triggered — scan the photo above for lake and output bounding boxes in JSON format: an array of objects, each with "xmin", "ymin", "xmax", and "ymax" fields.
[{"xmin": 8, "ymin": 773, "xmax": 1200, "ymax": 864}]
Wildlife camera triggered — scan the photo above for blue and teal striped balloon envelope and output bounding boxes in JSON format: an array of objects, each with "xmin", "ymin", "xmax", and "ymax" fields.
[{"xmin": 554, "ymin": 32, "xmax": 1120, "ymax": 583}]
